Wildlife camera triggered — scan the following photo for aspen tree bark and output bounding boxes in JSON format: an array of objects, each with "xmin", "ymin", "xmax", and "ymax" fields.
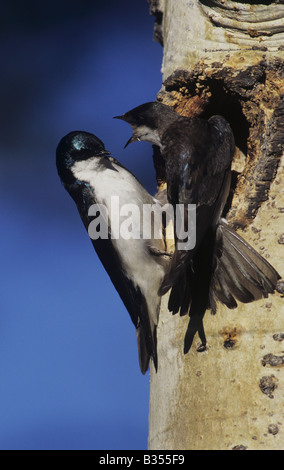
[{"xmin": 147, "ymin": 0, "xmax": 284, "ymax": 450}]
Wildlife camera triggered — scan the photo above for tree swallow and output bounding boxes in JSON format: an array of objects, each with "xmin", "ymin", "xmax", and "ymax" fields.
[
  {"xmin": 56, "ymin": 130, "xmax": 170, "ymax": 373},
  {"xmin": 115, "ymin": 102, "xmax": 281, "ymax": 351}
]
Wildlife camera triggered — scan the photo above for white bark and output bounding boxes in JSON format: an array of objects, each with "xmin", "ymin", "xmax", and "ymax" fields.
[
  {"xmin": 160, "ymin": 0, "xmax": 284, "ymax": 80},
  {"xmin": 148, "ymin": 0, "xmax": 284, "ymax": 450}
]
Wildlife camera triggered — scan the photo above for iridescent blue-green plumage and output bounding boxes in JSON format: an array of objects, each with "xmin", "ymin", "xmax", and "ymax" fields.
[
  {"xmin": 116, "ymin": 102, "xmax": 280, "ymax": 352},
  {"xmin": 56, "ymin": 130, "xmax": 169, "ymax": 373}
]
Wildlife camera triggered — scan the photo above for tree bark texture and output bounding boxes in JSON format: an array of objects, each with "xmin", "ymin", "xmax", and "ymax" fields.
[{"xmin": 148, "ymin": 0, "xmax": 284, "ymax": 450}]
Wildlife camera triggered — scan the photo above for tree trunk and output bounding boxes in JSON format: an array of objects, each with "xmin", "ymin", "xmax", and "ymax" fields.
[{"xmin": 148, "ymin": 0, "xmax": 284, "ymax": 450}]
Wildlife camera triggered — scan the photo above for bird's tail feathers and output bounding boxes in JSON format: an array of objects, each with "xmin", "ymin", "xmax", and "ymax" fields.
[
  {"xmin": 211, "ymin": 219, "xmax": 280, "ymax": 308},
  {"xmin": 136, "ymin": 301, "xmax": 158, "ymax": 374},
  {"xmin": 168, "ymin": 269, "xmax": 193, "ymax": 316},
  {"xmin": 158, "ymin": 250, "xmax": 191, "ymax": 296},
  {"xmin": 159, "ymin": 218, "xmax": 280, "ymax": 356},
  {"xmin": 136, "ymin": 324, "xmax": 157, "ymax": 374}
]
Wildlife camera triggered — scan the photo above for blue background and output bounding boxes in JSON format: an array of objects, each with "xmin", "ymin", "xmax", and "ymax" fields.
[{"xmin": 0, "ymin": 0, "xmax": 163, "ymax": 450}]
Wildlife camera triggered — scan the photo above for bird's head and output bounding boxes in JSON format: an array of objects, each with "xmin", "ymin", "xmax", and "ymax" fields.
[
  {"xmin": 114, "ymin": 101, "xmax": 178, "ymax": 148},
  {"xmin": 56, "ymin": 131, "xmax": 110, "ymax": 183}
]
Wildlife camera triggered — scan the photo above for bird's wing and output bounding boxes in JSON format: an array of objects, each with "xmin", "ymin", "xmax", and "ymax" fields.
[
  {"xmin": 159, "ymin": 115, "xmax": 235, "ymax": 294},
  {"xmin": 66, "ymin": 180, "xmax": 157, "ymax": 373},
  {"xmin": 174, "ymin": 116, "xmax": 233, "ymax": 226}
]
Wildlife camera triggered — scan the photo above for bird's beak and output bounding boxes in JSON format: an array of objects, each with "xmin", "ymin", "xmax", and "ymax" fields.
[
  {"xmin": 113, "ymin": 116, "xmax": 138, "ymax": 149},
  {"xmin": 124, "ymin": 135, "xmax": 139, "ymax": 149}
]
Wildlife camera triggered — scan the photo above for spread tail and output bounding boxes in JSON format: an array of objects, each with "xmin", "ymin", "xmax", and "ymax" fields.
[
  {"xmin": 163, "ymin": 218, "xmax": 280, "ymax": 353},
  {"xmin": 211, "ymin": 219, "xmax": 280, "ymax": 309}
]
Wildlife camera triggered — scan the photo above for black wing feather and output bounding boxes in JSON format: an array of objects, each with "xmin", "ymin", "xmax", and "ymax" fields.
[
  {"xmin": 160, "ymin": 115, "xmax": 234, "ymax": 295},
  {"xmin": 66, "ymin": 180, "xmax": 157, "ymax": 373}
]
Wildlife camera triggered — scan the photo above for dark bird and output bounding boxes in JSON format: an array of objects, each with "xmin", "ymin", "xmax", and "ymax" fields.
[
  {"xmin": 56, "ymin": 130, "xmax": 169, "ymax": 373},
  {"xmin": 115, "ymin": 102, "xmax": 281, "ymax": 352}
]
